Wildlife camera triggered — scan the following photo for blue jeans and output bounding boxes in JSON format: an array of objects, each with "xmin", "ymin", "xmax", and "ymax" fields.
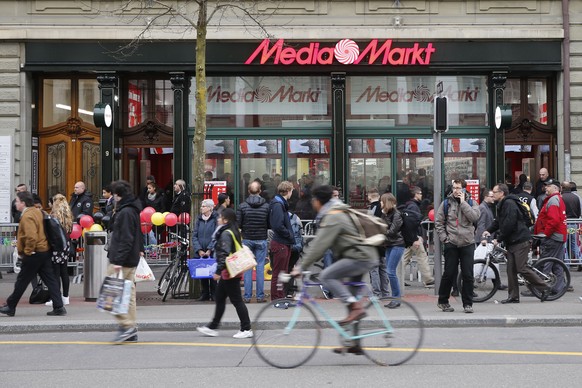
[
  {"xmin": 242, "ymin": 239, "xmax": 267, "ymax": 300},
  {"xmin": 369, "ymin": 254, "xmax": 390, "ymax": 298},
  {"xmin": 385, "ymin": 246, "xmax": 405, "ymax": 298}
]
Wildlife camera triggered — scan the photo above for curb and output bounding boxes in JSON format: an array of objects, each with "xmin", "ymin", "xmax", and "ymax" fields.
[{"xmin": 1, "ymin": 316, "xmax": 581, "ymax": 334}]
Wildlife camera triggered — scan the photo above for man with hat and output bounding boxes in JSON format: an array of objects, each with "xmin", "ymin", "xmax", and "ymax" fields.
[{"xmin": 533, "ymin": 178, "xmax": 568, "ymax": 295}]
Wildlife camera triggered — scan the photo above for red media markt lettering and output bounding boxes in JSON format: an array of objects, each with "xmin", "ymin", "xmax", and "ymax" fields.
[{"xmin": 245, "ymin": 39, "xmax": 436, "ymax": 66}]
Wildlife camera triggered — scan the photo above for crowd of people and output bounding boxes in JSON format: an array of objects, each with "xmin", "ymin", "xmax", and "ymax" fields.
[{"xmin": 1, "ymin": 166, "xmax": 580, "ymax": 348}]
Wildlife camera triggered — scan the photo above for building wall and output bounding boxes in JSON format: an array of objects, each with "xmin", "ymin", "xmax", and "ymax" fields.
[
  {"xmin": 569, "ymin": 0, "xmax": 582, "ymax": 184},
  {"xmin": 0, "ymin": 0, "xmax": 570, "ymax": 189}
]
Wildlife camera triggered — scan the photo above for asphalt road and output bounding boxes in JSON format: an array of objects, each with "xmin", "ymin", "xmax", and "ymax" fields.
[{"xmin": 0, "ymin": 326, "xmax": 580, "ymax": 387}]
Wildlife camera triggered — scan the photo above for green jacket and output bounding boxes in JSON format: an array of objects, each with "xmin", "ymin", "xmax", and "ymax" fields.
[{"xmin": 300, "ymin": 202, "xmax": 380, "ymax": 270}]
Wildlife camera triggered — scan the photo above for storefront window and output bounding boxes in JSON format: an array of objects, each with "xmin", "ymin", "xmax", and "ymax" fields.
[
  {"xmin": 347, "ymin": 75, "xmax": 488, "ymax": 127},
  {"xmin": 204, "ymin": 139, "xmax": 235, "ymax": 204},
  {"xmin": 127, "ymin": 79, "xmax": 173, "ymax": 128},
  {"xmin": 443, "ymin": 138, "xmax": 487, "ymax": 197},
  {"xmin": 43, "ymin": 79, "xmax": 71, "ymax": 127},
  {"xmin": 395, "ymin": 138, "xmax": 434, "ymax": 210},
  {"xmin": 348, "ymin": 138, "xmax": 391, "ymax": 209},
  {"xmin": 528, "ymin": 79, "xmax": 548, "ymax": 125},
  {"xmin": 78, "ymin": 79, "xmax": 100, "ymax": 125},
  {"xmin": 190, "ymin": 76, "xmax": 331, "ymax": 128},
  {"xmin": 239, "ymin": 139, "xmax": 282, "ymax": 202},
  {"xmin": 286, "ymin": 138, "xmax": 331, "ymax": 220}
]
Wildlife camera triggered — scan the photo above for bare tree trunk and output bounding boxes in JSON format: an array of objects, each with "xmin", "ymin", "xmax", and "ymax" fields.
[{"xmin": 192, "ymin": 1, "xmax": 207, "ymax": 219}]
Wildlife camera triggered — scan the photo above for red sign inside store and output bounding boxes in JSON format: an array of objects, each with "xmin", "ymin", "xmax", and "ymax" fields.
[{"xmin": 245, "ymin": 39, "xmax": 436, "ymax": 66}]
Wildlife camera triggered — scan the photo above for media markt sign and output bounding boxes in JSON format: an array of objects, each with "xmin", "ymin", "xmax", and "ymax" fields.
[{"xmin": 245, "ymin": 39, "xmax": 436, "ymax": 66}]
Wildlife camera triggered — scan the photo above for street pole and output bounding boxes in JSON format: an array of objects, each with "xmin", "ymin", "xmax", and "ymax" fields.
[{"xmin": 433, "ymin": 130, "xmax": 442, "ymax": 294}]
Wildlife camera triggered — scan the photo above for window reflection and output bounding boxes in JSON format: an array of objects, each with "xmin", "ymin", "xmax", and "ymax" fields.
[
  {"xmin": 78, "ymin": 79, "xmax": 100, "ymax": 124},
  {"xmin": 287, "ymin": 138, "xmax": 330, "ymax": 220},
  {"xmin": 239, "ymin": 139, "xmax": 282, "ymax": 203},
  {"xmin": 43, "ymin": 79, "xmax": 71, "ymax": 127},
  {"xmin": 443, "ymin": 138, "xmax": 487, "ymax": 196},
  {"xmin": 204, "ymin": 140, "xmax": 235, "ymax": 206},
  {"xmin": 395, "ymin": 138, "xmax": 434, "ymax": 210},
  {"xmin": 348, "ymin": 138, "xmax": 391, "ymax": 209}
]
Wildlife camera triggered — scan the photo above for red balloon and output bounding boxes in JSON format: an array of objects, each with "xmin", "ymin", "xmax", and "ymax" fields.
[
  {"xmin": 70, "ymin": 224, "xmax": 83, "ymax": 239},
  {"xmin": 428, "ymin": 209, "xmax": 435, "ymax": 222},
  {"xmin": 178, "ymin": 212, "xmax": 190, "ymax": 225},
  {"xmin": 165, "ymin": 213, "xmax": 178, "ymax": 227},
  {"xmin": 141, "ymin": 222, "xmax": 153, "ymax": 234},
  {"xmin": 79, "ymin": 215, "xmax": 94, "ymax": 229},
  {"xmin": 141, "ymin": 207, "xmax": 155, "ymax": 223}
]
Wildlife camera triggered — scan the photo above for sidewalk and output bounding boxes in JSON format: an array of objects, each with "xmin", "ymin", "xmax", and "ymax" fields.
[{"xmin": 0, "ymin": 270, "xmax": 580, "ymax": 334}]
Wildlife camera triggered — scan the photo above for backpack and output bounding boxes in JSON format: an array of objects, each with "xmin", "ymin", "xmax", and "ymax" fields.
[
  {"xmin": 44, "ymin": 213, "xmax": 68, "ymax": 252},
  {"xmin": 398, "ymin": 204, "xmax": 422, "ymax": 247},
  {"xmin": 507, "ymin": 196, "xmax": 535, "ymax": 227},
  {"xmin": 343, "ymin": 208, "xmax": 388, "ymax": 246}
]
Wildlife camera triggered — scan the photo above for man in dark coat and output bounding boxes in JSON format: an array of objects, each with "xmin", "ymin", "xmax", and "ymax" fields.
[
  {"xmin": 484, "ymin": 184, "xmax": 549, "ymax": 304},
  {"xmin": 70, "ymin": 181, "xmax": 93, "ymax": 220},
  {"xmin": 107, "ymin": 180, "xmax": 143, "ymax": 343},
  {"xmin": 237, "ymin": 181, "xmax": 270, "ymax": 303}
]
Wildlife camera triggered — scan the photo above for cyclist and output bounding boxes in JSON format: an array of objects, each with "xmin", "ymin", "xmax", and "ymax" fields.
[
  {"xmin": 483, "ymin": 183, "xmax": 549, "ymax": 303},
  {"xmin": 291, "ymin": 185, "xmax": 380, "ymax": 327}
]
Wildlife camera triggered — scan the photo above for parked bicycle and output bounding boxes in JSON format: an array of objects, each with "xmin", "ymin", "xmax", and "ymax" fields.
[
  {"xmin": 457, "ymin": 239, "xmax": 571, "ymax": 303},
  {"xmin": 156, "ymin": 232, "xmax": 191, "ymax": 302},
  {"xmin": 252, "ymin": 271, "xmax": 424, "ymax": 369}
]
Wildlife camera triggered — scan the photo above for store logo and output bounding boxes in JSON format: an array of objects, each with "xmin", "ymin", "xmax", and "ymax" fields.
[
  {"xmin": 355, "ymin": 85, "xmax": 480, "ymax": 103},
  {"xmin": 245, "ymin": 39, "xmax": 436, "ymax": 66},
  {"xmin": 207, "ymin": 85, "xmax": 322, "ymax": 103}
]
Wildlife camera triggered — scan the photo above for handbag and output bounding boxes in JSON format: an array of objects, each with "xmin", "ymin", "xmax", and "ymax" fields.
[
  {"xmin": 135, "ymin": 255, "xmax": 155, "ymax": 282},
  {"xmin": 96, "ymin": 271, "xmax": 132, "ymax": 315},
  {"xmin": 224, "ymin": 230, "xmax": 257, "ymax": 278},
  {"xmin": 29, "ymin": 277, "xmax": 51, "ymax": 304}
]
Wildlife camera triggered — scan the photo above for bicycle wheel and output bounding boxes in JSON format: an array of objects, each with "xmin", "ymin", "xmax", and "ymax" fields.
[
  {"xmin": 252, "ymin": 298, "xmax": 321, "ymax": 369},
  {"xmin": 157, "ymin": 261, "xmax": 176, "ymax": 296},
  {"xmin": 529, "ymin": 257, "xmax": 571, "ymax": 301},
  {"xmin": 171, "ymin": 265, "xmax": 191, "ymax": 299},
  {"xmin": 471, "ymin": 259, "xmax": 500, "ymax": 302},
  {"xmin": 162, "ymin": 260, "xmax": 181, "ymax": 302},
  {"xmin": 357, "ymin": 298, "xmax": 423, "ymax": 366}
]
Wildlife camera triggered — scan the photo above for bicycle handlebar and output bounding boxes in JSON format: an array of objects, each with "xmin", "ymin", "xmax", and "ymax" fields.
[{"xmin": 168, "ymin": 232, "xmax": 189, "ymax": 245}]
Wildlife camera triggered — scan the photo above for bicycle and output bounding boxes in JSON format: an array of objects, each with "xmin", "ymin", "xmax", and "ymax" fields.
[
  {"xmin": 252, "ymin": 272, "xmax": 424, "ymax": 369},
  {"xmin": 156, "ymin": 232, "xmax": 191, "ymax": 302},
  {"xmin": 457, "ymin": 238, "xmax": 571, "ymax": 303}
]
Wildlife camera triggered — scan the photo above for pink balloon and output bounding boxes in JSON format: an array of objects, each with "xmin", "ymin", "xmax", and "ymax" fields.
[
  {"xmin": 428, "ymin": 209, "xmax": 435, "ymax": 222},
  {"xmin": 70, "ymin": 224, "xmax": 83, "ymax": 239},
  {"xmin": 79, "ymin": 215, "xmax": 94, "ymax": 229},
  {"xmin": 165, "ymin": 213, "xmax": 178, "ymax": 227}
]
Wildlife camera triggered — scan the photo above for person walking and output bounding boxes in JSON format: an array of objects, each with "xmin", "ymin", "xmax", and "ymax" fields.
[
  {"xmin": 434, "ymin": 179, "xmax": 480, "ymax": 313},
  {"xmin": 192, "ymin": 199, "xmax": 218, "ymax": 301},
  {"xmin": 268, "ymin": 181, "xmax": 296, "ymax": 303},
  {"xmin": 106, "ymin": 180, "xmax": 143, "ymax": 343},
  {"xmin": 380, "ymin": 193, "xmax": 406, "ymax": 309},
  {"xmin": 483, "ymin": 184, "xmax": 550, "ymax": 303},
  {"xmin": 400, "ymin": 186, "xmax": 435, "ymax": 287},
  {"xmin": 367, "ymin": 187, "xmax": 390, "ymax": 299},
  {"xmin": 0, "ymin": 191, "xmax": 65, "ymax": 317},
  {"xmin": 236, "ymin": 181, "xmax": 269, "ymax": 303},
  {"xmin": 45, "ymin": 194, "xmax": 73, "ymax": 307},
  {"xmin": 196, "ymin": 208, "xmax": 253, "ymax": 339}
]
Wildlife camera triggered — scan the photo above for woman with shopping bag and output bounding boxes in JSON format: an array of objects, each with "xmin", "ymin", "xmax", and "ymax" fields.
[{"xmin": 197, "ymin": 208, "xmax": 253, "ymax": 339}]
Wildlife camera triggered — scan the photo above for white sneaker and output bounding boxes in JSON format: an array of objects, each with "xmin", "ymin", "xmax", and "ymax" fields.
[
  {"xmin": 62, "ymin": 296, "xmax": 70, "ymax": 305},
  {"xmin": 196, "ymin": 326, "xmax": 218, "ymax": 337},
  {"xmin": 45, "ymin": 300, "xmax": 53, "ymax": 307},
  {"xmin": 233, "ymin": 330, "xmax": 253, "ymax": 339}
]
